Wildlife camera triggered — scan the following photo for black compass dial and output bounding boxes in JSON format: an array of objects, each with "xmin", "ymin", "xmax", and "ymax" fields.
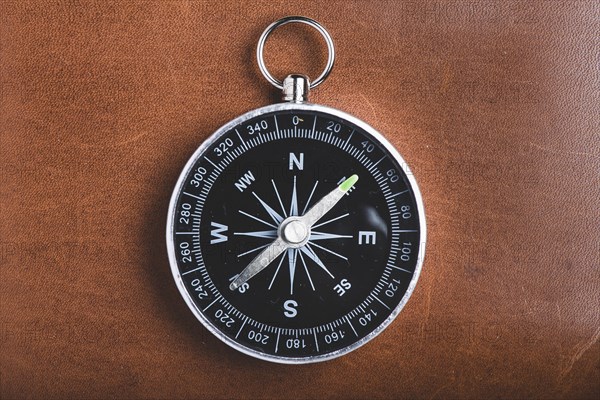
[{"xmin": 168, "ymin": 105, "xmax": 425, "ymax": 362}]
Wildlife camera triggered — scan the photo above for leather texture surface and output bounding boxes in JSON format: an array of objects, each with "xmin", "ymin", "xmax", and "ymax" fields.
[{"xmin": 1, "ymin": 1, "xmax": 599, "ymax": 399}]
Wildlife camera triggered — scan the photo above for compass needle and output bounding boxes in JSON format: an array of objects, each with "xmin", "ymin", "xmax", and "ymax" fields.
[
  {"xmin": 232, "ymin": 175, "xmax": 355, "ymax": 289},
  {"xmin": 301, "ymin": 175, "xmax": 358, "ymax": 228},
  {"xmin": 231, "ymin": 238, "xmax": 289, "ymax": 290},
  {"xmin": 167, "ymin": 17, "xmax": 425, "ymax": 363}
]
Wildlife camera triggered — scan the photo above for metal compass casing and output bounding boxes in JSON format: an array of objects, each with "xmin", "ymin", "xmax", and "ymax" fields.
[{"xmin": 166, "ymin": 16, "xmax": 426, "ymax": 364}]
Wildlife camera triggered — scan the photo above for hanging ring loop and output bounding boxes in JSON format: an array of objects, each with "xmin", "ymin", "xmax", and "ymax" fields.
[{"xmin": 257, "ymin": 16, "xmax": 335, "ymax": 90}]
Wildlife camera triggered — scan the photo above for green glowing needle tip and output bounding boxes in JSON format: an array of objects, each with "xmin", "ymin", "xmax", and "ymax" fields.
[{"xmin": 340, "ymin": 174, "xmax": 359, "ymax": 192}]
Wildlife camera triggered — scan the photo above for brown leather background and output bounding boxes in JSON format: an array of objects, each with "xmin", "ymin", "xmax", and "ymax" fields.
[{"xmin": 1, "ymin": 1, "xmax": 599, "ymax": 399}]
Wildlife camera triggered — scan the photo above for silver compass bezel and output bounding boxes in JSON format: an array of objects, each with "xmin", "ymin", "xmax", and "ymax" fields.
[{"xmin": 166, "ymin": 101, "xmax": 427, "ymax": 364}]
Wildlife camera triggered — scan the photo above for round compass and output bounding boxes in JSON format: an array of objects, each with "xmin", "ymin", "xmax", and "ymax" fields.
[{"xmin": 166, "ymin": 17, "xmax": 426, "ymax": 364}]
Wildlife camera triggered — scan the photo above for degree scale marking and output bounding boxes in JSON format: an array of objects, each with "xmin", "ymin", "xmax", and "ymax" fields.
[{"xmin": 173, "ymin": 112, "xmax": 419, "ymax": 355}]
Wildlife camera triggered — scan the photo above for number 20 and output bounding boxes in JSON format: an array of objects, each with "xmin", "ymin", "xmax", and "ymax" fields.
[{"xmin": 326, "ymin": 121, "xmax": 341, "ymax": 133}]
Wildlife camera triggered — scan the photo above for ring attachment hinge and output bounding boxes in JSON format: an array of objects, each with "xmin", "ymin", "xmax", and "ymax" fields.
[{"xmin": 282, "ymin": 74, "xmax": 310, "ymax": 103}]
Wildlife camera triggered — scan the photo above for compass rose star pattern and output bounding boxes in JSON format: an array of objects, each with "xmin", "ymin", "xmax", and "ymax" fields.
[{"xmin": 235, "ymin": 176, "xmax": 352, "ymax": 294}]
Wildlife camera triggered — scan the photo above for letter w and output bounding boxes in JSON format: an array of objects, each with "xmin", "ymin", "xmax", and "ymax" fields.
[{"xmin": 210, "ymin": 222, "xmax": 228, "ymax": 244}]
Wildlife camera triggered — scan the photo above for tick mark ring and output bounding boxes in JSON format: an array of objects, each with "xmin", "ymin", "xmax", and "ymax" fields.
[{"xmin": 257, "ymin": 16, "xmax": 335, "ymax": 90}]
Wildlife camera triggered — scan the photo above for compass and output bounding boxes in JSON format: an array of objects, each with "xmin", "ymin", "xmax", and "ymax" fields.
[{"xmin": 166, "ymin": 17, "xmax": 426, "ymax": 364}]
